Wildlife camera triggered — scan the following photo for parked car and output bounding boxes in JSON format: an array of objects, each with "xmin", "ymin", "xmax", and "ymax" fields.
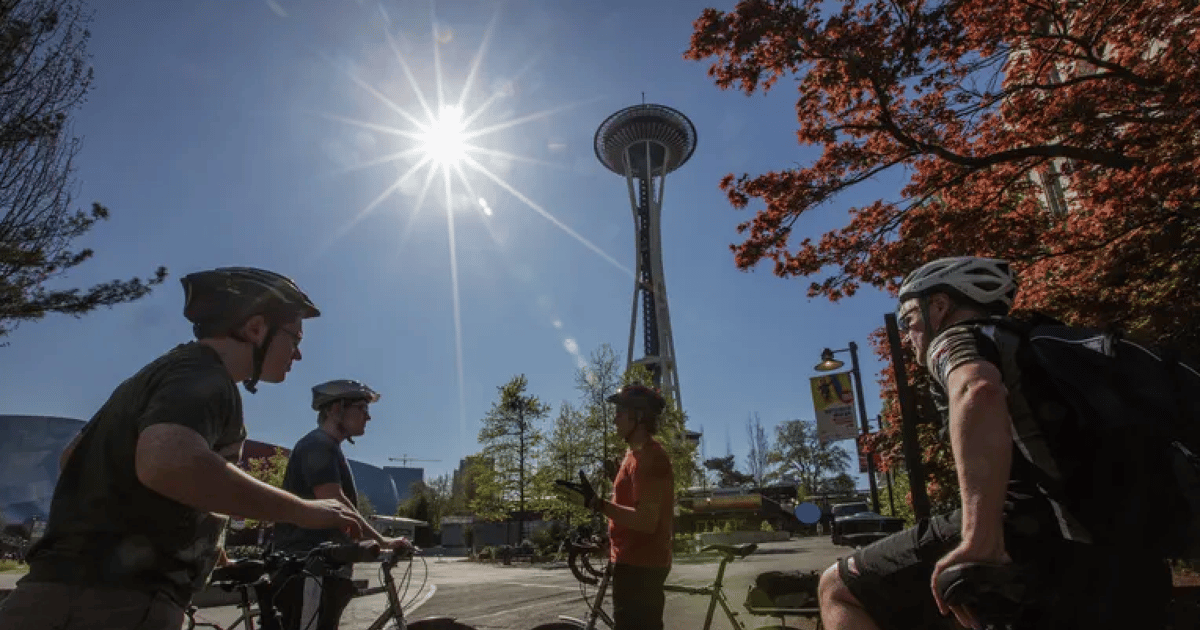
[{"xmin": 830, "ymin": 501, "xmax": 904, "ymax": 547}]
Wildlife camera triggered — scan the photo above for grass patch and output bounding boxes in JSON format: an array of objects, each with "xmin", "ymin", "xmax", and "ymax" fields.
[{"xmin": 0, "ymin": 559, "xmax": 28, "ymax": 573}]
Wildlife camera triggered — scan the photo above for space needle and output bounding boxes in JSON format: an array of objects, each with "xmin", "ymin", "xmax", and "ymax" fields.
[{"xmin": 594, "ymin": 103, "xmax": 697, "ymax": 408}]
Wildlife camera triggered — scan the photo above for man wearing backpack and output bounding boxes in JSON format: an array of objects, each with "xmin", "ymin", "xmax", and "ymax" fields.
[{"xmin": 817, "ymin": 256, "xmax": 1173, "ymax": 630}]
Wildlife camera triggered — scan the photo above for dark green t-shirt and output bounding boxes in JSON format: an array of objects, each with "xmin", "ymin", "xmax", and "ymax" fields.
[
  {"xmin": 272, "ymin": 428, "xmax": 358, "ymax": 553},
  {"xmin": 23, "ymin": 342, "xmax": 245, "ymax": 605}
]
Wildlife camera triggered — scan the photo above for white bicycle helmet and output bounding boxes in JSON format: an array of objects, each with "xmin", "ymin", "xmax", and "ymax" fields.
[
  {"xmin": 311, "ymin": 379, "xmax": 381, "ymax": 411},
  {"xmin": 898, "ymin": 257, "xmax": 1017, "ymax": 313}
]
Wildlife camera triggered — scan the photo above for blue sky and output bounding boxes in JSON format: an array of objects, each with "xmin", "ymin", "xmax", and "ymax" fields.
[{"xmin": 0, "ymin": 0, "xmax": 902, "ymax": 485}]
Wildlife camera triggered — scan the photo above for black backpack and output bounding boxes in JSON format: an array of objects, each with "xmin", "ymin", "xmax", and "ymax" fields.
[{"xmin": 961, "ymin": 313, "xmax": 1200, "ymax": 559}]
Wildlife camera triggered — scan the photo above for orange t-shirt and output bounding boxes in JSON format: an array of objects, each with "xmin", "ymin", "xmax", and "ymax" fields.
[{"xmin": 609, "ymin": 439, "xmax": 674, "ymax": 568}]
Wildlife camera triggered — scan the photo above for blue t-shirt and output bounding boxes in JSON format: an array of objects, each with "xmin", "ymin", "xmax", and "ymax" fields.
[{"xmin": 272, "ymin": 428, "xmax": 359, "ymax": 552}]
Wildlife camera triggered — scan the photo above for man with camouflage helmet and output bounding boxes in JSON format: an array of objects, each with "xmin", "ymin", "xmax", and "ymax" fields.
[
  {"xmin": 556, "ymin": 384, "xmax": 675, "ymax": 630},
  {"xmin": 0, "ymin": 267, "xmax": 364, "ymax": 630},
  {"xmin": 271, "ymin": 379, "xmax": 414, "ymax": 630}
]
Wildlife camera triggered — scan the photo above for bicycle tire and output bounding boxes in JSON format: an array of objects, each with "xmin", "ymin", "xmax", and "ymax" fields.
[
  {"xmin": 528, "ymin": 623, "xmax": 586, "ymax": 630},
  {"xmin": 408, "ymin": 620, "xmax": 484, "ymax": 630}
]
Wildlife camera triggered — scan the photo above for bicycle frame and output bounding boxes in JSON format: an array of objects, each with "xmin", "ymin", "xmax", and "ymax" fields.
[
  {"xmin": 558, "ymin": 551, "xmax": 750, "ymax": 630},
  {"xmin": 362, "ymin": 551, "xmax": 410, "ymax": 630},
  {"xmin": 662, "ymin": 553, "xmax": 742, "ymax": 630}
]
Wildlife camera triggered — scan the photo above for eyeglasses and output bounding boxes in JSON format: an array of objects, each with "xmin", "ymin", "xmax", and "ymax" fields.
[{"xmin": 277, "ymin": 328, "xmax": 303, "ymax": 348}]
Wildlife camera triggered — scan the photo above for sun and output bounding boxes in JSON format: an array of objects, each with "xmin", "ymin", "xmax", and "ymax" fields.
[
  {"xmin": 316, "ymin": 11, "xmax": 634, "ymax": 464},
  {"xmin": 419, "ymin": 105, "xmax": 468, "ymax": 167}
]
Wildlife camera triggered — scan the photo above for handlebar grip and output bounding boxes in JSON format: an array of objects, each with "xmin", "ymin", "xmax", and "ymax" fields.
[
  {"xmin": 318, "ymin": 541, "xmax": 381, "ymax": 565},
  {"xmin": 936, "ymin": 562, "xmax": 1027, "ymax": 626}
]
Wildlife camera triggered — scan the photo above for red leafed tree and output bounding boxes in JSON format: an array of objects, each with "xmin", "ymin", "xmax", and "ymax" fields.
[{"xmin": 686, "ymin": 0, "xmax": 1200, "ymax": 508}]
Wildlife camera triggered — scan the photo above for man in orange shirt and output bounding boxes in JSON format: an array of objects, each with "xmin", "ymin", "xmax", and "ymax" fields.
[{"xmin": 557, "ymin": 384, "xmax": 675, "ymax": 630}]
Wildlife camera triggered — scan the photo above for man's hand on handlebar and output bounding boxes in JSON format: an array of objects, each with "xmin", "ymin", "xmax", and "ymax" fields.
[
  {"xmin": 382, "ymin": 536, "xmax": 416, "ymax": 555},
  {"xmin": 931, "ymin": 541, "xmax": 1011, "ymax": 630},
  {"xmin": 293, "ymin": 498, "xmax": 365, "ymax": 539}
]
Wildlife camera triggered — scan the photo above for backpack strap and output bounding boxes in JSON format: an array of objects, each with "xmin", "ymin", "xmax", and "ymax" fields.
[{"xmin": 946, "ymin": 314, "xmax": 1096, "ymax": 543}]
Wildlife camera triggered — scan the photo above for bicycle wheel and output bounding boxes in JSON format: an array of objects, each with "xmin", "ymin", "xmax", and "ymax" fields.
[
  {"xmin": 408, "ymin": 620, "xmax": 484, "ymax": 630},
  {"xmin": 528, "ymin": 623, "xmax": 586, "ymax": 630}
]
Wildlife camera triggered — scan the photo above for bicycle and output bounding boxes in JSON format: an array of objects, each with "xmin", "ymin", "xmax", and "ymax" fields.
[
  {"xmin": 184, "ymin": 541, "xmax": 477, "ymax": 630},
  {"xmin": 531, "ymin": 540, "xmax": 822, "ymax": 630}
]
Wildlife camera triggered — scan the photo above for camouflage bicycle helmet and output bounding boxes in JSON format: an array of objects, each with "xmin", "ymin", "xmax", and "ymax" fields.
[
  {"xmin": 180, "ymin": 267, "xmax": 320, "ymax": 392},
  {"xmin": 311, "ymin": 379, "xmax": 381, "ymax": 411},
  {"xmin": 606, "ymin": 384, "xmax": 666, "ymax": 415}
]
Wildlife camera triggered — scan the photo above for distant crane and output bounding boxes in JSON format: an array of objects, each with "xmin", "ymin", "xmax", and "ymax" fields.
[{"xmin": 388, "ymin": 455, "xmax": 442, "ymax": 467}]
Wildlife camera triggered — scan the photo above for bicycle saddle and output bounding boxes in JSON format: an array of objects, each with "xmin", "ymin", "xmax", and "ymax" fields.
[
  {"xmin": 700, "ymin": 543, "xmax": 758, "ymax": 558},
  {"xmin": 210, "ymin": 559, "xmax": 267, "ymax": 586},
  {"xmin": 935, "ymin": 562, "xmax": 1027, "ymax": 626}
]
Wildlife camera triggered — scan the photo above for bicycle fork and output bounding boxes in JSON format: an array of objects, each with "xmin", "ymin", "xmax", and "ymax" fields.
[{"xmin": 381, "ymin": 568, "xmax": 407, "ymax": 630}]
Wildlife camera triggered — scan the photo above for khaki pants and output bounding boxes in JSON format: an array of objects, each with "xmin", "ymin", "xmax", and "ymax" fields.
[{"xmin": 0, "ymin": 582, "xmax": 184, "ymax": 630}]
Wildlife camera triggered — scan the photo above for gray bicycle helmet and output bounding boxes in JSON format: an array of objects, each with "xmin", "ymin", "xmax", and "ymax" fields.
[
  {"xmin": 180, "ymin": 267, "xmax": 320, "ymax": 392},
  {"xmin": 898, "ymin": 257, "xmax": 1017, "ymax": 313},
  {"xmin": 311, "ymin": 379, "xmax": 381, "ymax": 411}
]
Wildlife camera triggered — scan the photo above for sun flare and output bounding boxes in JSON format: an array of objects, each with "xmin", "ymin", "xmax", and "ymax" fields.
[
  {"xmin": 317, "ymin": 11, "xmax": 635, "ymax": 463},
  {"xmin": 419, "ymin": 105, "xmax": 468, "ymax": 167}
]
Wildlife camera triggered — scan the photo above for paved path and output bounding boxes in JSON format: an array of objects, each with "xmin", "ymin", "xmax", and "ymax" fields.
[
  {"xmin": 2, "ymin": 537, "xmax": 848, "ymax": 629},
  {"xmin": 193, "ymin": 537, "xmax": 843, "ymax": 629}
]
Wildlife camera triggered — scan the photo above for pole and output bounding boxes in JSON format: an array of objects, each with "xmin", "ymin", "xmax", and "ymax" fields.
[
  {"xmin": 848, "ymin": 342, "xmax": 881, "ymax": 513},
  {"xmin": 883, "ymin": 313, "xmax": 931, "ymax": 521},
  {"xmin": 879, "ymin": 415, "xmax": 897, "ymax": 516}
]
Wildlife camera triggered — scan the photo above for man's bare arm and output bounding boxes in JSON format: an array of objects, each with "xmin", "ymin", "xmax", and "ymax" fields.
[
  {"xmin": 313, "ymin": 483, "xmax": 383, "ymax": 542},
  {"xmin": 136, "ymin": 423, "xmax": 311, "ymax": 523},
  {"xmin": 946, "ymin": 359, "xmax": 1012, "ymax": 552},
  {"xmin": 602, "ymin": 471, "xmax": 669, "ymax": 533}
]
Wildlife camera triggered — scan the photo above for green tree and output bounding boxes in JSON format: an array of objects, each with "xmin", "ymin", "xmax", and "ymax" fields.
[
  {"xmin": 356, "ymin": 494, "xmax": 376, "ymax": 518},
  {"xmin": 745, "ymin": 412, "xmax": 772, "ymax": 487},
  {"xmin": 1, "ymin": 0, "xmax": 166, "ymax": 340},
  {"xmin": 398, "ymin": 482, "xmax": 433, "ymax": 525},
  {"xmin": 244, "ymin": 447, "xmax": 288, "ymax": 487},
  {"xmin": 702, "ymin": 455, "xmax": 753, "ymax": 488},
  {"xmin": 239, "ymin": 447, "xmax": 288, "ymax": 527},
  {"xmin": 533, "ymin": 401, "xmax": 594, "ymax": 524},
  {"xmin": 574, "ymin": 343, "xmax": 624, "ymax": 491},
  {"xmin": 474, "ymin": 374, "xmax": 549, "ymax": 544},
  {"xmin": 423, "ymin": 473, "xmax": 453, "ymax": 529},
  {"xmin": 449, "ymin": 454, "xmax": 490, "ymax": 516},
  {"xmin": 878, "ymin": 467, "xmax": 915, "ymax": 526},
  {"xmin": 772, "ymin": 419, "xmax": 851, "ymax": 497},
  {"xmin": 817, "ymin": 473, "xmax": 857, "ymax": 496}
]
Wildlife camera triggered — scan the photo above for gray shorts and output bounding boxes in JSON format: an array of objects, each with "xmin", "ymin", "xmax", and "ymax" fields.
[{"xmin": 0, "ymin": 582, "xmax": 184, "ymax": 630}]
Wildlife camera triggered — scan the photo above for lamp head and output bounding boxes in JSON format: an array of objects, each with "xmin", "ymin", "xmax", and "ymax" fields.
[{"xmin": 814, "ymin": 348, "xmax": 845, "ymax": 372}]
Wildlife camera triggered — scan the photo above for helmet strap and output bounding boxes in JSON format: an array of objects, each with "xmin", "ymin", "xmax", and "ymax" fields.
[
  {"xmin": 323, "ymin": 401, "xmax": 355, "ymax": 444},
  {"xmin": 241, "ymin": 323, "xmax": 278, "ymax": 394}
]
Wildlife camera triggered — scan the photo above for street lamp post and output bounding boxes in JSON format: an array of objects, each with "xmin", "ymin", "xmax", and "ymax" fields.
[{"xmin": 815, "ymin": 342, "xmax": 881, "ymax": 514}]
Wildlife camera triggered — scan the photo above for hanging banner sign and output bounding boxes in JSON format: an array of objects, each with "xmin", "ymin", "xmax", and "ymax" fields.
[{"xmin": 811, "ymin": 371, "xmax": 859, "ymax": 443}]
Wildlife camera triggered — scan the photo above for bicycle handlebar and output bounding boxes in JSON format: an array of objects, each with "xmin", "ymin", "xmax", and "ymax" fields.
[{"xmin": 935, "ymin": 562, "xmax": 1027, "ymax": 627}]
